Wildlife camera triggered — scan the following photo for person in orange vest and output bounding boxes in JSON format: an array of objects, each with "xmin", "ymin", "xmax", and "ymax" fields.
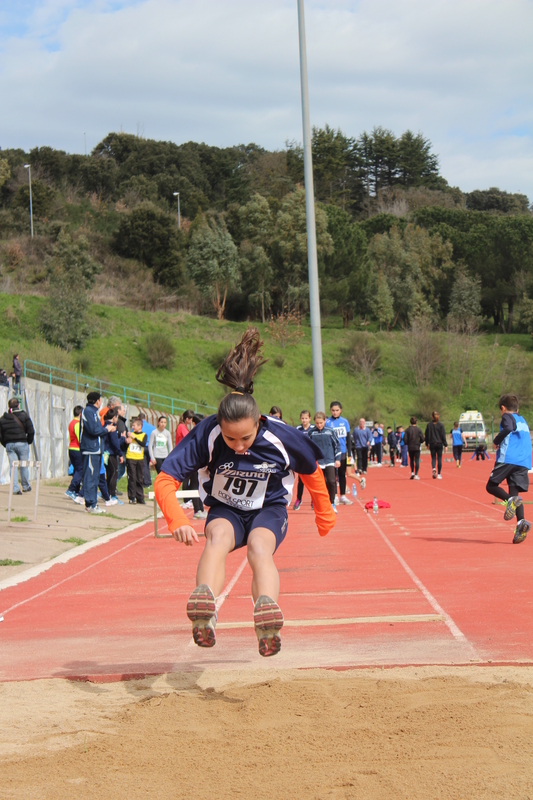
[{"xmin": 65, "ymin": 405, "xmax": 83, "ymax": 500}]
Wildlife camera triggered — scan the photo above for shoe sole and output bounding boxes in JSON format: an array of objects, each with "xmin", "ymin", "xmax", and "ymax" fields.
[
  {"xmin": 186, "ymin": 585, "xmax": 217, "ymax": 647},
  {"xmin": 504, "ymin": 497, "xmax": 523, "ymax": 521},
  {"xmin": 513, "ymin": 520, "xmax": 531, "ymax": 544},
  {"xmin": 253, "ymin": 596, "xmax": 283, "ymax": 657}
]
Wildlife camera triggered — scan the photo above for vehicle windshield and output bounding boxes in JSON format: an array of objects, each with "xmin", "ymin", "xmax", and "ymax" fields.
[{"xmin": 461, "ymin": 422, "xmax": 484, "ymax": 433}]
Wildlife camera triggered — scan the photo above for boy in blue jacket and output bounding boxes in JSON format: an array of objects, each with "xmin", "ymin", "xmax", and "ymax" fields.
[
  {"xmin": 308, "ymin": 412, "xmax": 341, "ymax": 513},
  {"xmin": 486, "ymin": 394, "xmax": 532, "ymax": 544},
  {"xmin": 79, "ymin": 392, "xmax": 116, "ymax": 514}
]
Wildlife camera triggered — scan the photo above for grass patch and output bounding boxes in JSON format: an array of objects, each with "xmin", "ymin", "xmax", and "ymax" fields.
[
  {"xmin": 10, "ymin": 516, "xmax": 28, "ymax": 522},
  {"xmin": 0, "ymin": 559, "xmax": 24, "ymax": 566},
  {"xmin": 56, "ymin": 537, "xmax": 86, "ymax": 546}
]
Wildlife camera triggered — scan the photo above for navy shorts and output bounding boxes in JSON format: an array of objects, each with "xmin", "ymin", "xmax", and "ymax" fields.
[
  {"xmin": 487, "ymin": 462, "xmax": 529, "ymax": 493},
  {"xmin": 205, "ymin": 504, "xmax": 288, "ymax": 552}
]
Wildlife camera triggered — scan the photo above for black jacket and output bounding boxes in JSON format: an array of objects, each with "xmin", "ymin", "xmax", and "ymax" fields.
[
  {"xmin": 0, "ymin": 409, "xmax": 35, "ymax": 446},
  {"xmin": 403, "ymin": 425, "xmax": 424, "ymax": 451},
  {"xmin": 425, "ymin": 421, "xmax": 447, "ymax": 448}
]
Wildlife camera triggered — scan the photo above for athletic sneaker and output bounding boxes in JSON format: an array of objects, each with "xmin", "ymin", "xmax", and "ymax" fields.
[
  {"xmin": 187, "ymin": 584, "xmax": 217, "ymax": 647},
  {"xmin": 410, "ymin": 473, "xmax": 415, "ymax": 480},
  {"xmin": 253, "ymin": 595, "xmax": 283, "ymax": 657},
  {"xmin": 414, "ymin": 475, "xmax": 420, "ymax": 481},
  {"xmin": 437, "ymin": 474, "xmax": 442, "ymax": 480},
  {"xmin": 456, "ymin": 461, "xmax": 460, "ymax": 468},
  {"xmin": 110, "ymin": 496, "xmax": 124, "ymax": 505},
  {"xmin": 105, "ymin": 498, "xmax": 118, "ymax": 506},
  {"xmin": 513, "ymin": 519, "xmax": 531, "ymax": 544},
  {"xmin": 334, "ymin": 496, "xmax": 339, "ymax": 506},
  {"xmin": 65, "ymin": 490, "xmax": 76, "ymax": 500},
  {"xmin": 504, "ymin": 496, "xmax": 523, "ymax": 522},
  {"xmin": 74, "ymin": 495, "xmax": 85, "ymax": 505},
  {"xmin": 360, "ymin": 478, "xmax": 366, "ymax": 490},
  {"xmin": 432, "ymin": 468, "xmax": 437, "ymax": 479},
  {"xmin": 332, "ymin": 504, "xmax": 337, "ymax": 514},
  {"xmin": 339, "ymin": 495, "xmax": 353, "ymax": 505},
  {"xmin": 182, "ymin": 500, "xmax": 194, "ymax": 509},
  {"xmin": 293, "ymin": 499, "xmax": 302, "ymax": 511},
  {"xmin": 193, "ymin": 510, "xmax": 208, "ymax": 520},
  {"xmin": 86, "ymin": 505, "xmax": 106, "ymax": 514}
]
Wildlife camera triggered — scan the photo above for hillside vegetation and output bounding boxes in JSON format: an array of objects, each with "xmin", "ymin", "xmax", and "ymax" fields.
[{"xmin": 1, "ymin": 293, "xmax": 531, "ymax": 431}]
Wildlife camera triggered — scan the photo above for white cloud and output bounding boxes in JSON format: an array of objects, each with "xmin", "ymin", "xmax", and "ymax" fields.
[{"xmin": 0, "ymin": 0, "xmax": 532, "ymax": 198}]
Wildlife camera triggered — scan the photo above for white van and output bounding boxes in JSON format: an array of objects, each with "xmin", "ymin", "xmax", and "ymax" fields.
[{"xmin": 458, "ymin": 410, "xmax": 487, "ymax": 450}]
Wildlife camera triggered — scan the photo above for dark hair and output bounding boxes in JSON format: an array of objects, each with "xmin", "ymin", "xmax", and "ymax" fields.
[
  {"xmin": 314, "ymin": 411, "xmax": 326, "ymax": 421},
  {"xmin": 216, "ymin": 328, "xmax": 267, "ymax": 425},
  {"xmin": 499, "ymin": 394, "xmax": 519, "ymax": 412},
  {"xmin": 269, "ymin": 406, "xmax": 282, "ymax": 419},
  {"xmin": 158, "ymin": 416, "xmax": 167, "ymax": 423},
  {"xmin": 330, "ymin": 401, "xmax": 342, "ymax": 409},
  {"xmin": 453, "ymin": 421, "xmax": 459, "ymax": 428},
  {"xmin": 387, "ymin": 426, "xmax": 392, "ymax": 431},
  {"xmin": 131, "ymin": 416, "xmax": 143, "ymax": 426},
  {"xmin": 300, "ymin": 409, "xmax": 311, "ymax": 416},
  {"xmin": 192, "ymin": 415, "xmax": 202, "ymax": 425},
  {"xmin": 410, "ymin": 416, "xmax": 417, "ymax": 425},
  {"xmin": 180, "ymin": 409, "xmax": 195, "ymax": 424},
  {"xmin": 8, "ymin": 397, "xmax": 19, "ymax": 410},
  {"xmin": 73, "ymin": 405, "xmax": 83, "ymax": 417},
  {"xmin": 138, "ymin": 412, "xmax": 146, "ymax": 420},
  {"xmin": 104, "ymin": 408, "xmax": 118, "ymax": 422},
  {"xmin": 431, "ymin": 411, "xmax": 440, "ymax": 422}
]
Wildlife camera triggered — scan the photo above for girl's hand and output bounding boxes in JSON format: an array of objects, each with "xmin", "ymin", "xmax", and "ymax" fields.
[
  {"xmin": 334, "ymin": 460, "xmax": 341, "ymax": 468},
  {"xmin": 171, "ymin": 525, "xmax": 200, "ymax": 546}
]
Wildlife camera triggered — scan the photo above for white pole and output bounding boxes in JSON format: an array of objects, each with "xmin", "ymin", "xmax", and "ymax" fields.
[
  {"xmin": 297, "ymin": 0, "xmax": 325, "ymax": 413},
  {"xmin": 24, "ymin": 164, "xmax": 34, "ymax": 239}
]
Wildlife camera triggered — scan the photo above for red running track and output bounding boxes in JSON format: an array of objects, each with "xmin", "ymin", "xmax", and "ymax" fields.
[{"xmin": 1, "ymin": 457, "xmax": 532, "ymax": 681}]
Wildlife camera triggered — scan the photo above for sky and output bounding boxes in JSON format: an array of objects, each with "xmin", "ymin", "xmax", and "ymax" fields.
[{"xmin": 1, "ymin": 0, "xmax": 532, "ymax": 200}]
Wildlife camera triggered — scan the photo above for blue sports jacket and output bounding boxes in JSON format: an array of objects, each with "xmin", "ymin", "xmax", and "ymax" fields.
[{"xmin": 80, "ymin": 404, "xmax": 109, "ymax": 455}]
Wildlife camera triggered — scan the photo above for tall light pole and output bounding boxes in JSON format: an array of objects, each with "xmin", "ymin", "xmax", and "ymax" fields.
[
  {"xmin": 173, "ymin": 191, "xmax": 181, "ymax": 229},
  {"xmin": 84, "ymin": 132, "xmax": 87, "ymax": 156},
  {"xmin": 297, "ymin": 0, "xmax": 324, "ymax": 413},
  {"xmin": 23, "ymin": 164, "xmax": 34, "ymax": 239}
]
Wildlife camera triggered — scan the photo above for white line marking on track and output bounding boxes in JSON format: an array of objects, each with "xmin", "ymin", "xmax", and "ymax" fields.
[
  {"xmin": 0, "ymin": 527, "xmax": 160, "ymax": 619},
  {"xmin": 235, "ymin": 588, "xmax": 419, "ymax": 598},
  {"xmin": 217, "ymin": 614, "xmax": 445, "ymax": 629},
  {"xmin": 358, "ymin": 500, "xmax": 478, "ymax": 657}
]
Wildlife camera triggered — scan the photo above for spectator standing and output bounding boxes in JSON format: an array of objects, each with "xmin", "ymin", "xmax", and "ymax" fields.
[
  {"xmin": 425, "ymin": 411, "xmax": 448, "ymax": 480},
  {"xmin": 79, "ymin": 392, "xmax": 116, "ymax": 514},
  {"xmin": 139, "ymin": 413, "xmax": 155, "ymax": 487},
  {"xmin": 451, "ymin": 421, "xmax": 466, "ymax": 468},
  {"xmin": 116, "ymin": 404, "xmax": 128, "ymax": 485},
  {"xmin": 352, "ymin": 418, "xmax": 372, "ymax": 475},
  {"xmin": 0, "ymin": 369, "xmax": 9, "ymax": 387},
  {"xmin": 182, "ymin": 414, "xmax": 208, "ymax": 520},
  {"xmin": 12, "ymin": 354, "xmax": 22, "ymax": 395},
  {"xmin": 103, "ymin": 407, "xmax": 124, "ymax": 500},
  {"xmin": 398, "ymin": 425, "xmax": 408, "ymax": 467},
  {"xmin": 308, "ymin": 412, "xmax": 341, "ymax": 513},
  {"xmin": 293, "ymin": 410, "xmax": 315, "ymax": 510},
  {"xmin": 175, "ymin": 410, "xmax": 194, "ymax": 446},
  {"xmin": 98, "ymin": 395, "xmax": 122, "ymax": 425},
  {"xmin": 149, "ymin": 416, "xmax": 173, "ymax": 473},
  {"xmin": 326, "ymin": 401, "xmax": 353, "ymax": 505},
  {"xmin": 125, "ymin": 417, "xmax": 147, "ymax": 504},
  {"xmin": 372, "ymin": 422, "xmax": 383, "ymax": 465},
  {"xmin": 387, "ymin": 427, "xmax": 398, "ymax": 467},
  {"xmin": 269, "ymin": 406, "xmax": 283, "ymax": 420},
  {"xmin": 0, "ymin": 397, "xmax": 35, "ymax": 495},
  {"xmin": 65, "ymin": 405, "xmax": 83, "ymax": 500},
  {"xmin": 403, "ymin": 417, "xmax": 425, "ymax": 480}
]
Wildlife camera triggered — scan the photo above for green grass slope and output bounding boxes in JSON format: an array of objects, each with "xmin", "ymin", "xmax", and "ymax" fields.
[{"xmin": 0, "ymin": 293, "xmax": 531, "ymax": 430}]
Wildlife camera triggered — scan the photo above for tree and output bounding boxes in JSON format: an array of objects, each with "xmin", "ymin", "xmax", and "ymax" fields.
[
  {"xmin": 238, "ymin": 194, "xmax": 274, "ymax": 322},
  {"xmin": 321, "ymin": 205, "xmax": 369, "ymax": 321},
  {"xmin": 40, "ymin": 232, "xmax": 101, "ymax": 350},
  {"xmin": 448, "ymin": 267, "xmax": 482, "ymax": 324},
  {"xmin": 187, "ymin": 217, "xmax": 240, "ymax": 319},
  {"xmin": 372, "ymin": 272, "xmax": 394, "ymax": 330},
  {"xmin": 0, "ymin": 158, "xmax": 10, "ymax": 189},
  {"xmin": 466, "ymin": 187, "xmax": 530, "ymax": 214}
]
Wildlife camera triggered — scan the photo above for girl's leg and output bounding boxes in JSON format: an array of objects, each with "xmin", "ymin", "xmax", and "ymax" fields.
[
  {"xmin": 409, "ymin": 452, "xmax": 415, "ymax": 473},
  {"xmin": 431, "ymin": 447, "xmax": 437, "ymax": 471},
  {"xmin": 437, "ymin": 447, "xmax": 443, "ymax": 474},
  {"xmin": 324, "ymin": 466, "xmax": 336, "ymax": 503},
  {"xmin": 414, "ymin": 452, "xmax": 421, "ymax": 475},
  {"xmin": 196, "ymin": 517, "xmax": 235, "ymax": 597},
  {"xmin": 247, "ymin": 527, "xmax": 278, "ymax": 602}
]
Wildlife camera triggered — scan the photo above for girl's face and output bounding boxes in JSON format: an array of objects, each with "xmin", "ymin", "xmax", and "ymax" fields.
[
  {"xmin": 271, "ymin": 411, "xmax": 281, "ymax": 419},
  {"xmin": 314, "ymin": 417, "xmax": 326, "ymax": 430},
  {"xmin": 220, "ymin": 417, "xmax": 259, "ymax": 454},
  {"xmin": 300, "ymin": 413, "xmax": 310, "ymax": 427},
  {"xmin": 158, "ymin": 418, "xmax": 167, "ymax": 430}
]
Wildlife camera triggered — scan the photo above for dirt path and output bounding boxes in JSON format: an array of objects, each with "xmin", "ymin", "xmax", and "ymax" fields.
[{"xmin": 2, "ymin": 666, "xmax": 533, "ymax": 799}]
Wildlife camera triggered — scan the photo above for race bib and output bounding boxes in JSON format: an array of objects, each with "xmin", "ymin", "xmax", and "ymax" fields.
[
  {"xmin": 155, "ymin": 434, "xmax": 167, "ymax": 449},
  {"xmin": 211, "ymin": 465, "xmax": 270, "ymax": 510},
  {"xmin": 129, "ymin": 443, "xmax": 143, "ymax": 455}
]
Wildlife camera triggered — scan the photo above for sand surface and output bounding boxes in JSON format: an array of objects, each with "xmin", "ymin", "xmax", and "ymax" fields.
[{"xmin": 2, "ymin": 665, "xmax": 533, "ymax": 799}]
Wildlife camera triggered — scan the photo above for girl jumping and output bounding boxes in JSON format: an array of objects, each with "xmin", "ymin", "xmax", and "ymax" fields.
[{"xmin": 154, "ymin": 329, "xmax": 336, "ymax": 657}]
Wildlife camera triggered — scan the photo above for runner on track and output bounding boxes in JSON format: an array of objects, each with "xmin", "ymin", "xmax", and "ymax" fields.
[
  {"xmin": 154, "ymin": 328, "xmax": 336, "ymax": 656},
  {"xmin": 326, "ymin": 401, "xmax": 353, "ymax": 505},
  {"xmin": 450, "ymin": 421, "xmax": 466, "ymax": 468},
  {"xmin": 486, "ymin": 394, "xmax": 532, "ymax": 544}
]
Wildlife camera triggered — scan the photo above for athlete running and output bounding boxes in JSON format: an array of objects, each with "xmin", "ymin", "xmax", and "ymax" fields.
[{"xmin": 154, "ymin": 329, "xmax": 336, "ymax": 656}]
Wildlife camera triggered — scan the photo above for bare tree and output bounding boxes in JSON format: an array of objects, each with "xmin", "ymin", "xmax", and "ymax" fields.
[
  {"xmin": 401, "ymin": 316, "xmax": 442, "ymax": 389},
  {"xmin": 267, "ymin": 310, "xmax": 305, "ymax": 349},
  {"xmin": 445, "ymin": 318, "xmax": 481, "ymax": 394},
  {"xmin": 343, "ymin": 332, "xmax": 381, "ymax": 387}
]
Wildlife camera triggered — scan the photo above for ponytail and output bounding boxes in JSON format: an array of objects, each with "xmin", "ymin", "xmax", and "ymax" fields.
[{"xmin": 216, "ymin": 327, "xmax": 267, "ymax": 426}]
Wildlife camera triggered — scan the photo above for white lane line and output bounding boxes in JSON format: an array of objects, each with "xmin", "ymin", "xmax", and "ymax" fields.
[
  {"xmin": 358, "ymin": 500, "xmax": 477, "ymax": 656},
  {"xmin": 0, "ymin": 526, "xmax": 161, "ymax": 619},
  {"xmin": 215, "ymin": 557, "xmax": 249, "ymax": 612},
  {"xmin": 233, "ymin": 588, "xmax": 419, "ymax": 598},
  {"xmin": 217, "ymin": 613, "xmax": 444, "ymax": 629}
]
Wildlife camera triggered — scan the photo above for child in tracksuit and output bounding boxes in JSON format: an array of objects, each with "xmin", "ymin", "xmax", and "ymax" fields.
[
  {"xmin": 486, "ymin": 394, "xmax": 532, "ymax": 544},
  {"xmin": 307, "ymin": 412, "xmax": 341, "ymax": 513},
  {"xmin": 125, "ymin": 417, "xmax": 147, "ymax": 504},
  {"xmin": 387, "ymin": 427, "xmax": 398, "ymax": 467}
]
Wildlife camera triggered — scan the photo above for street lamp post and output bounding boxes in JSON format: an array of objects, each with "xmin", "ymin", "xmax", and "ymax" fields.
[
  {"xmin": 173, "ymin": 192, "xmax": 181, "ymax": 229},
  {"xmin": 23, "ymin": 164, "xmax": 34, "ymax": 239},
  {"xmin": 297, "ymin": 0, "xmax": 325, "ymax": 413}
]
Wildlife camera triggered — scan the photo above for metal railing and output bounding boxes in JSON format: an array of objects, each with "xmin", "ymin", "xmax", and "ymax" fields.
[{"xmin": 23, "ymin": 360, "xmax": 217, "ymax": 417}]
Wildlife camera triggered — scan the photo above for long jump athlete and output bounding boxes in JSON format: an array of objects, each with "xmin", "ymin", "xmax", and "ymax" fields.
[{"xmin": 154, "ymin": 328, "xmax": 336, "ymax": 657}]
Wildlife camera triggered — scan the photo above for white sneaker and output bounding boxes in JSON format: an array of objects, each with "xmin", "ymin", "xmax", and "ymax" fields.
[
  {"xmin": 86, "ymin": 505, "xmax": 106, "ymax": 514},
  {"xmin": 182, "ymin": 500, "xmax": 194, "ymax": 509},
  {"xmin": 334, "ymin": 496, "xmax": 339, "ymax": 506},
  {"xmin": 193, "ymin": 510, "xmax": 207, "ymax": 519},
  {"xmin": 414, "ymin": 475, "xmax": 420, "ymax": 481},
  {"xmin": 360, "ymin": 477, "xmax": 366, "ymax": 489},
  {"xmin": 339, "ymin": 495, "xmax": 353, "ymax": 505},
  {"xmin": 74, "ymin": 495, "xmax": 85, "ymax": 505},
  {"xmin": 437, "ymin": 474, "xmax": 442, "ymax": 480},
  {"xmin": 332, "ymin": 504, "xmax": 337, "ymax": 514},
  {"xmin": 105, "ymin": 498, "xmax": 118, "ymax": 506}
]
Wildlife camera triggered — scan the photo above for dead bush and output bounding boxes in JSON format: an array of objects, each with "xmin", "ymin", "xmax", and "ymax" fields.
[{"xmin": 342, "ymin": 332, "xmax": 381, "ymax": 387}]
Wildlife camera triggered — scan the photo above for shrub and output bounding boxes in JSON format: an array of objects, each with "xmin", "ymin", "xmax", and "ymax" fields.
[
  {"xmin": 143, "ymin": 332, "xmax": 176, "ymax": 369},
  {"xmin": 274, "ymin": 355, "xmax": 285, "ymax": 368},
  {"xmin": 342, "ymin": 332, "xmax": 381, "ymax": 387}
]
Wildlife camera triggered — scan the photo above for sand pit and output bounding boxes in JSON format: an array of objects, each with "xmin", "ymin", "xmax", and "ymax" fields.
[{"xmin": 2, "ymin": 666, "xmax": 533, "ymax": 799}]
